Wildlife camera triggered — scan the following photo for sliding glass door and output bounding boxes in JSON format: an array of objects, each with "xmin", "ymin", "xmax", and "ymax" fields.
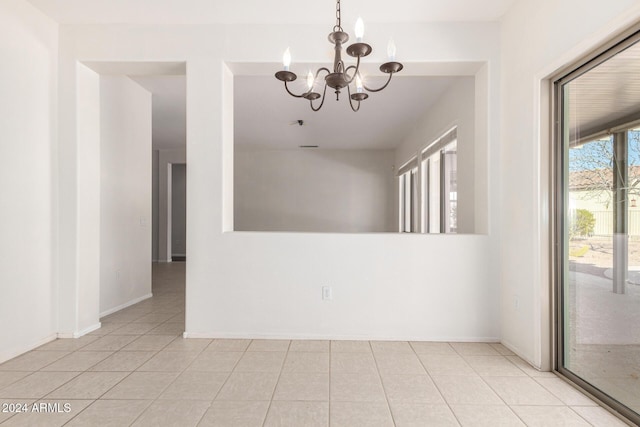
[{"xmin": 555, "ymin": 31, "xmax": 640, "ymax": 424}]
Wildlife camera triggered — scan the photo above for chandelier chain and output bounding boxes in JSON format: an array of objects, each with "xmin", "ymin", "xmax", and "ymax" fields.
[{"xmin": 333, "ymin": 0, "xmax": 343, "ymax": 32}]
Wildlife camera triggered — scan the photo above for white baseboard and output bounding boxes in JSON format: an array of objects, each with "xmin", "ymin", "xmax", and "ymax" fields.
[
  {"xmin": 0, "ymin": 333, "xmax": 58, "ymax": 364},
  {"xmin": 99, "ymin": 293, "xmax": 153, "ymax": 318},
  {"xmin": 57, "ymin": 322, "xmax": 101, "ymax": 339},
  {"xmin": 182, "ymin": 331, "xmax": 501, "ymax": 342}
]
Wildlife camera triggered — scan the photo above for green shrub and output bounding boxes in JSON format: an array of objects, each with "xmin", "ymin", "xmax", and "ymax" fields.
[{"xmin": 569, "ymin": 209, "xmax": 596, "ymax": 239}]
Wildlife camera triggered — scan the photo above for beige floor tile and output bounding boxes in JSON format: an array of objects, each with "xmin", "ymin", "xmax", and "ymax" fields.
[
  {"xmin": 80, "ymin": 335, "xmax": 137, "ymax": 352},
  {"xmin": 101, "ymin": 371, "xmax": 178, "ymax": 399},
  {"xmin": 41, "ymin": 351, "xmax": 113, "ymax": 371},
  {"xmin": 35, "ymin": 336, "xmax": 99, "ymax": 352},
  {"xmin": 6, "ymin": 399, "xmax": 93, "ymax": 427},
  {"xmin": 510, "ymin": 406, "xmax": 591, "ymax": 426},
  {"xmin": 282, "ymin": 352, "xmax": 329, "ymax": 373},
  {"xmin": 450, "ymin": 404, "xmax": 524, "ymax": 426},
  {"xmin": 234, "ymin": 351, "xmax": 286, "ymax": 373},
  {"xmin": 381, "ymin": 374, "xmax": 445, "ymax": 404},
  {"xmin": 0, "ymin": 372, "xmax": 80, "ymax": 398},
  {"xmin": 273, "ymin": 372, "xmax": 329, "ymax": 401},
  {"xmin": 207, "ymin": 339, "xmax": 252, "ymax": 352},
  {"xmin": 65, "ymin": 399, "xmax": 151, "ymax": 427},
  {"xmin": 216, "ymin": 372, "xmax": 279, "ymax": 401},
  {"xmin": 247, "ymin": 340, "xmax": 290, "ymax": 352},
  {"xmin": 132, "ymin": 312, "xmax": 175, "ymax": 323},
  {"xmin": 199, "ymin": 401, "xmax": 269, "ymax": 427},
  {"xmin": 46, "ymin": 371, "xmax": 128, "ymax": 399},
  {"xmin": 89, "ymin": 351, "xmax": 155, "ymax": 371},
  {"xmin": 431, "ymin": 376, "xmax": 503, "ymax": 405},
  {"xmin": 331, "ymin": 340, "xmax": 372, "ymax": 353},
  {"xmin": 450, "ymin": 342, "xmax": 500, "ymax": 356},
  {"xmin": 187, "ymin": 351, "xmax": 244, "ymax": 372},
  {"xmin": 88, "ymin": 322, "xmax": 125, "ymax": 336},
  {"xmin": 389, "ymin": 402, "xmax": 459, "ymax": 427},
  {"xmin": 374, "ymin": 352, "xmax": 427, "ymax": 375},
  {"xmin": 0, "ymin": 351, "xmax": 69, "ymax": 371},
  {"xmin": 147, "ymin": 322, "xmax": 184, "ymax": 335},
  {"xmin": 535, "ymin": 377, "xmax": 598, "ymax": 406},
  {"xmin": 163, "ymin": 337, "xmax": 212, "ymax": 352},
  {"xmin": 137, "ymin": 351, "xmax": 199, "ymax": 372},
  {"xmin": 132, "ymin": 399, "xmax": 211, "ymax": 427},
  {"xmin": 108, "ymin": 322, "xmax": 158, "ymax": 335},
  {"xmin": 410, "ymin": 342, "xmax": 456, "ymax": 355},
  {"xmin": 0, "ymin": 399, "xmax": 36, "ymax": 424},
  {"xmin": 264, "ymin": 401, "xmax": 329, "ymax": 427},
  {"xmin": 121, "ymin": 335, "xmax": 176, "ymax": 351},
  {"xmin": 491, "ymin": 343, "xmax": 516, "ymax": 356},
  {"xmin": 570, "ymin": 406, "xmax": 629, "ymax": 426},
  {"xmin": 330, "ymin": 373, "xmax": 386, "ymax": 402},
  {"xmin": 0, "ymin": 371, "xmax": 30, "ymax": 389},
  {"xmin": 484, "ymin": 376, "xmax": 564, "ymax": 406},
  {"xmin": 463, "ymin": 355, "xmax": 527, "ymax": 377},
  {"xmin": 418, "ymin": 354, "xmax": 476, "ymax": 376},
  {"xmin": 289, "ymin": 340, "xmax": 330, "ymax": 352},
  {"xmin": 371, "ymin": 341, "xmax": 414, "ymax": 353},
  {"xmin": 159, "ymin": 371, "xmax": 228, "ymax": 400},
  {"xmin": 331, "ymin": 352, "xmax": 378, "ymax": 374},
  {"xmin": 330, "ymin": 401, "xmax": 394, "ymax": 427},
  {"xmin": 504, "ymin": 356, "xmax": 557, "ymax": 378}
]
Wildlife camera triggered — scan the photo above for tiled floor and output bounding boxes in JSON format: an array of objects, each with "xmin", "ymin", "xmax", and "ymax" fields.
[{"xmin": 0, "ymin": 263, "xmax": 629, "ymax": 426}]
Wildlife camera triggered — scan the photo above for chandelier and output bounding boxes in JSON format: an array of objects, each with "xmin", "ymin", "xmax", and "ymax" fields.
[{"xmin": 275, "ymin": 0, "xmax": 403, "ymax": 112}]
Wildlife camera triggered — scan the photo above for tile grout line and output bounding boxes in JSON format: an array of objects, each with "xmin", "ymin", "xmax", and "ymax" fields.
[
  {"xmin": 328, "ymin": 340, "xmax": 332, "ymax": 427},
  {"xmin": 369, "ymin": 341, "xmax": 397, "ymax": 427},
  {"xmin": 411, "ymin": 342, "xmax": 462, "ymax": 427},
  {"xmin": 189, "ymin": 338, "xmax": 251, "ymax": 427},
  {"xmin": 261, "ymin": 340, "xmax": 291, "ymax": 427},
  {"xmin": 452, "ymin": 344, "xmax": 538, "ymax": 426}
]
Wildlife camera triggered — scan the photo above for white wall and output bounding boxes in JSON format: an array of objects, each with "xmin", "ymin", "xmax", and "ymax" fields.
[
  {"xmin": 56, "ymin": 21, "xmax": 502, "ymax": 342},
  {"xmin": 171, "ymin": 163, "xmax": 187, "ymax": 256},
  {"xmin": 0, "ymin": 0, "xmax": 58, "ymax": 362},
  {"xmin": 394, "ymin": 77, "xmax": 477, "ymax": 234},
  {"xmin": 157, "ymin": 149, "xmax": 186, "ymax": 261},
  {"xmin": 500, "ymin": 0, "xmax": 640, "ymax": 368},
  {"xmin": 152, "ymin": 150, "xmax": 159, "ymax": 261},
  {"xmin": 99, "ymin": 75, "xmax": 152, "ymax": 315},
  {"xmin": 235, "ymin": 149, "xmax": 396, "ymax": 232}
]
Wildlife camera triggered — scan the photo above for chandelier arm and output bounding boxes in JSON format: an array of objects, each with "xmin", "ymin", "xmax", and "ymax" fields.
[
  {"xmin": 284, "ymin": 81, "xmax": 310, "ymax": 98},
  {"xmin": 342, "ymin": 56, "xmax": 361, "ymax": 85},
  {"xmin": 310, "ymin": 84, "xmax": 329, "ymax": 112},
  {"xmin": 363, "ymin": 72, "xmax": 394, "ymax": 93},
  {"xmin": 315, "ymin": 67, "xmax": 331, "ymax": 79},
  {"xmin": 347, "ymin": 85, "xmax": 361, "ymax": 112}
]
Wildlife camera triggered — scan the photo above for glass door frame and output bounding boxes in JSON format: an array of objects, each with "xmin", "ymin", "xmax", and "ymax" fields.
[{"xmin": 552, "ymin": 27, "xmax": 640, "ymax": 426}]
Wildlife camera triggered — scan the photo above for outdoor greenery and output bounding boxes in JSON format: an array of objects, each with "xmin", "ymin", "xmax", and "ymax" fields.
[{"xmin": 570, "ymin": 209, "xmax": 596, "ymax": 240}]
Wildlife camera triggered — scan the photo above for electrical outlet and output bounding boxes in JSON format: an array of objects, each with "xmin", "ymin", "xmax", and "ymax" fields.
[{"xmin": 322, "ymin": 286, "xmax": 332, "ymax": 301}]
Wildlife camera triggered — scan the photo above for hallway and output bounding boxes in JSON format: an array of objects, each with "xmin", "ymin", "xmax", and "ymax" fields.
[{"xmin": 0, "ymin": 263, "xmax": 627, "ymax": 426}]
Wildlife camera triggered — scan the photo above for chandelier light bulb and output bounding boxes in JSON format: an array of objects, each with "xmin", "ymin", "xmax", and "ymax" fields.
[
  {"xmin": 387, "ymin": 39, "xmax": 396, "ymax": 61},
  {"xmin": 283, "ymin": 48, "xmax": 292, "ymax": 71},
  {"xmin": 356, "ymin": 74, "xmax": 364, "ymax": 93},
  {"xmin": 306, "ymin": 71, "xmax": 314, "ymax": 90},
  {"xmin": 355, "ymin": 17, "xmax": 364, "ymax": 42}
]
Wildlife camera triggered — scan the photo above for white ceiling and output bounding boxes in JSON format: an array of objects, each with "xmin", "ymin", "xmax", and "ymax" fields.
[
  {"xmin": 27, "ymin": 0, "xmax": 517, "ymax": 25},
  {"xmin": 235, "ymin": 75, "xmax": 463, "ymax": 150},
  {"xmin": 126, "ymin": 73, "xmax": 466, "ymax": 151}
]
